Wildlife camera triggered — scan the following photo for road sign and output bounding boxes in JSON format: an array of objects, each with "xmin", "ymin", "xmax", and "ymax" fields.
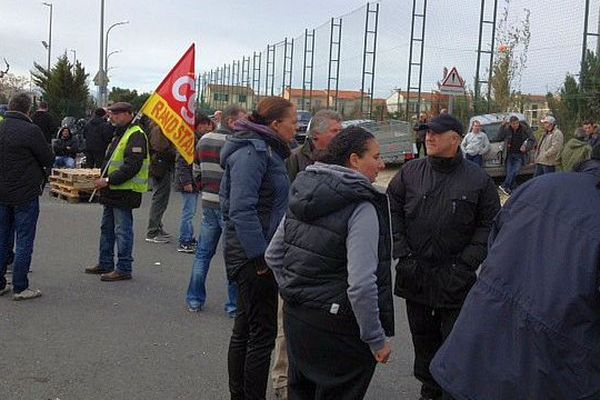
[
  {"xmin": 439, "ymin": 66, "xmax": 465, "ymax": 95},
  {"xmin": 93, "ymin": 70, "xmax": 109, "ymax": 87}
]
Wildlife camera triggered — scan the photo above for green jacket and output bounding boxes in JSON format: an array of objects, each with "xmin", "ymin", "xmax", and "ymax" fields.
[{"xmin": 561, "ymin": 138, "xmax": 591, "ymax": 172}]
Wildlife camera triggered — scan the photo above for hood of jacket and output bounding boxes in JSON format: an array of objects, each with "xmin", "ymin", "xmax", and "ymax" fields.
[
  {"xmin": 289, "ymin": 162, "xmax": 380, "ymax": 222},
  {"xmin": 220, "ymin": 119, "xmax": 291, "ymax": 168},
  {"xmin": 565, "ymin": 137, "xmax": 589, "ymax": 151}
]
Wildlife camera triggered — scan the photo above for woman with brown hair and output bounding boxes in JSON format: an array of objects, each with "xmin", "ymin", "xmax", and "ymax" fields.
[{"xmin": 220, "ymin": 96, "xmax": 297, "ymax": 400}]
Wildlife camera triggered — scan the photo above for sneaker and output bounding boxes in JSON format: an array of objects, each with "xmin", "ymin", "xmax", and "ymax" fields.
[
  {"xmin": 498, "ymin": 185, "xmax": 511, "ymax": 196},
  {"xmin": 0, "ymin": 285, "xmax": 11, "ymax": 296},
  {"xmin": 13, "ymin": 288, "xmax": 42, "ymax": 301},
  {"xmin": 145, "ymin": 235, "xmax": 170, "ymax": 244},
  {"xmin": 177, "ymin": 243, "xmax": 196, "ymax": 253},
  {"xmin": 187, "ymin": 305, "xmax": 202, "ymax": 313},
  {"xmin": 158, "ymin": 230, "xmax": 172, "ymax": 238}
]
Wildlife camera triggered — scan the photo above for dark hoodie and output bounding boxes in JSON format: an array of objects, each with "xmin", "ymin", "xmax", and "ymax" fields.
[
  {"xmin": 53, "ymin": 128, "xmax": 78, "ymax": 158},
  {"xmin": 219, "ymin": 119, "xmax": 291, "ymax": 279},
  {"xmin": 266, "ymin": 163, "xmax": 394, "ymax": 352}
]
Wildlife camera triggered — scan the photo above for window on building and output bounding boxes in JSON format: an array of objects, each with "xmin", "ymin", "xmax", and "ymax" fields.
[
  {"xmin": 238, "ymin": 95, "xmax": 247, "ymax": 103},
  {"xmin": 213, "ymin": 93, "xmax": 228, "ymax": 102},
  {"xmin": 531, "ymin": 104, "xmax": 538, "ymax": 120}
]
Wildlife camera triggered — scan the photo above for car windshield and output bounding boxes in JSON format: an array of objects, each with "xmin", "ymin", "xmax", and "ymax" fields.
[
  {"xmin": 481, "ymin": 122, "xmax": 504, "ymax": 143},
  {"xmin": 297, "ymin": 111, "xmax": 311, "ymax": 123}
]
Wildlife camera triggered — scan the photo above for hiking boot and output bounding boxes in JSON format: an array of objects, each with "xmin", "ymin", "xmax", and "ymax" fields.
[
  {"xmin": 177, "ymin": 243, "xmax": 196, "ymax": 253},
  {"xmin": 85, "ymin": 265, "xmax": 113, "ymax": 274},
  {"xmin": 100, "ymin": 271, "xmax": 132, "ymax": 282},
  {"xmin": 145, "ymin": 234, "xmax": 170, "ymax": 244},
  {"xmin": 13, "ymin": 288, "xmax": 42, "ymax": 301}
]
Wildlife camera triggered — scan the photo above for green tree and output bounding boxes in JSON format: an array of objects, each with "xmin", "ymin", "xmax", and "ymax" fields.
[
  {"xmin": 489, "ymin": 0, "xmax": 531, "ymax": 112},
  {"xmin": 580, "ymin": 50, "xmax": 600, "ymax": 118},
  {"xmin": 109, "ymin": 87, "xmax": 151, "ymax": 111},
  {"xmin": 31, "ymin": 55, "xmax": 89, "ymax": 120}
]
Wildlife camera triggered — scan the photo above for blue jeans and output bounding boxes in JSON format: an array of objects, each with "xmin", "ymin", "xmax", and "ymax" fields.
[
  {"xmin": 54, "ymin": 156, "xmax": 75, "ymax": 168},
  {"xmin": 466, "ymin": 154, "xmax": 483, "ymax": 167},
  {"xmin": 98, "ymin": 206, "xmax": 134, "ymax": 275},
  {"xmin": 534, "ymin": 164, "xmax": 556, "ymax": 177},
  {"xmin": 179, "ymin": 192, "xmax": 199, "ymax": 245},
  {"xmin": 186, "ymin": 207, "xmax": 238, "ymax": 313},
  {"xmin": 502, "ymin": 153, "xmax": 525, "ymax": 190},
  {"xmin": 0, "ymin": 198, "xmax": 40, "ymax": 293}
]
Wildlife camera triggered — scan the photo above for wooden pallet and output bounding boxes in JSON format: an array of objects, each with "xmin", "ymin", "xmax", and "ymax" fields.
[
  {"xmin": 50, "ymin": 188, "xmax": 93, "ymax": 203},
  {"xmin": 50, "ymin": 168, "xmax": 101, "ymax": 190}
]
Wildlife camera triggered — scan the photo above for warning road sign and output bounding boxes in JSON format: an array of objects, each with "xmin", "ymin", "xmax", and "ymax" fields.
[{"xmin": 439, "ymin": 67, "xmax": 465, "ymax": 94}]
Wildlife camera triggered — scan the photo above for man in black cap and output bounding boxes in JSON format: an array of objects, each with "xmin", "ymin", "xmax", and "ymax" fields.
[
  {"xmin": 84, "ymin": 102, "xmax": 150, "ymax": 282},
  {"xmin": 387, "ymin": 113, "xmax": 500, "ymax": 400}
]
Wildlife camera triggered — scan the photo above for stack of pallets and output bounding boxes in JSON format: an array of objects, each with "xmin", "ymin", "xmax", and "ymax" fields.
[{"xmin": 49, "ymin": 168, "xmax": 101, "ymax": 203}]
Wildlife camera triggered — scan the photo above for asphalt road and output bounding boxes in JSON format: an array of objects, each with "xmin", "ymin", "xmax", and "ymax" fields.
[{"xmin": 0, "ymin": 186, "xmax": 420, "ymax": 400}]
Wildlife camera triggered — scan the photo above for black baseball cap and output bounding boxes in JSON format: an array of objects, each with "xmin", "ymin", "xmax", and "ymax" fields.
[{"xmin": 425, "ymin": 114, "xmax": 464, "ymax": 136}]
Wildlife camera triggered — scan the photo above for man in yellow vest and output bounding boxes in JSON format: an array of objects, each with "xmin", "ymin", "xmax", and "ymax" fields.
[{"xmin": 85, "ymin": 102, "xmax": 149, "ymax": 281}]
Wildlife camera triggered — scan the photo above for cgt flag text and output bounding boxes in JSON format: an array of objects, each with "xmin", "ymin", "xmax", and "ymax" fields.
[{"xmin": 141, "ymin": 44, "xmax": 196, "ymax": 164}]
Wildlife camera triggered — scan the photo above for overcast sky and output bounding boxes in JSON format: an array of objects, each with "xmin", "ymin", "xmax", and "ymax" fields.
[{"xmin": 1, "ymin": 0, "xmax": 598, "ymax": 99}]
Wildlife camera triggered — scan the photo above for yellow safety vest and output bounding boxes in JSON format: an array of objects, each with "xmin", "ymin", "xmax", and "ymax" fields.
[{"xmin": 107, "ymin": 125, "xmax": 150, "ymax": 193}]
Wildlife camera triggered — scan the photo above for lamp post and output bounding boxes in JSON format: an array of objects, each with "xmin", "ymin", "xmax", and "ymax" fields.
[
  {"xmin": 106, "ymin": 50, "xmax": 121, "ymax": 74},
  {"xmin": 42, "ymin": 2, "xmax": 53, "ymax": 72},
  {"xmin": 105, "ymin": 21, "xmax": 129, "ymax": 73}
]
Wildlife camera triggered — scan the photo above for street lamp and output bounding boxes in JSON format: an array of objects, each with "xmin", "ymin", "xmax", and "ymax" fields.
[
  {"xmin": 105, "ymin": 21, "xmax": 129, "ymax": 73},
  {"xmin": 106, "ymin": 50, "xmax": 121, "ymax": 72},
  {"xmin": 42, "ymin": 2, "xmax": 53, "ymax": 72}
]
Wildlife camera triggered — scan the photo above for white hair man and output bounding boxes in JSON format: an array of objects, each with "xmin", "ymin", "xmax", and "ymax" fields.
[{"xmin": 285, "ymin": 109, "xmax": 343, "ymax": 181}]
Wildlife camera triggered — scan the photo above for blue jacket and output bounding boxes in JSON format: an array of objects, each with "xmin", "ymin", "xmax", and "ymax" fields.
[
  {"xmin": 430, "ymin": 160, "xmax": 600, "ymax": 400},
  {"xmin": 219, "ymin": 120, "xmax": 290, "ymax": 280}
]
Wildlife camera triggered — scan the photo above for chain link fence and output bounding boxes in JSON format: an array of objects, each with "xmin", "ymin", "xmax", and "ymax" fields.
[{"xmin": 199, "ymin": 0, "xmax": 600, "ymax": 128}]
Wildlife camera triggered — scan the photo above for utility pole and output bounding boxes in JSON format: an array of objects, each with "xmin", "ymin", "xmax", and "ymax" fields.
[
  {"xmin": 96, "ymin": 0, "xmax": 107, "ymax": 106},
  {"xmin": 42, "ymin": 2, "xmax": 53, "ymax": 72}
]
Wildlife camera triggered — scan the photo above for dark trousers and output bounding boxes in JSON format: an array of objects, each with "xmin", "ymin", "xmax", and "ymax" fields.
[
  {"xmin": 502, "ymin": 153, "xmax": 525, "ymax": 190},
  {"xmin": 0, "ymin": 198, "xmax": 40, "ymax": 293},
  {"xmin": 533, "ymin": 164, "xmax": 556, "ymax": 177},
  {"xmin": 285, "ymin": 309, "xmax": 377, "ymax": 400},
  {"xmin": 228, "ymin": 263, "xmax": 278, "ymax": 400},
  {"xmin": 85, "ymin": 151, "xmax": 106, "ymax": 169},
  {"xmin": 146, "ymin": 173, "xmax": 171, "ymax": 237},
  {"xmin": 406, "ymin": 300, "xmax": 460, "ymax": 400},
  {"xmin": 465, "ymin": 154, "xmax": 483, "ymax": 167},
  {"xmin": 416, "ymin": 141, "xmax": 427, "ymax": 158}
]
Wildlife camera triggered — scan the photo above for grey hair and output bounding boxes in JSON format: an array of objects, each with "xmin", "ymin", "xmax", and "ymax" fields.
[
  {"xmin": 8, "ymin": 92, "xmax": 32, "ymax": 114},
  {"xmin": 308, "ymin": 109, "xmax": 342, "ymax": 137},
  {"xmin": 222, "ymin": 104, "xmax": 246, "ymax": 123}
]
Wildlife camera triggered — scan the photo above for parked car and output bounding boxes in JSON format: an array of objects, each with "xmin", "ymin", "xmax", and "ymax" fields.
[
  {"xmin": 468, "ymin": 112, "xmax": 535, "ymax": 177},
  {"xmin": 341, "ymin": 119, "xmax": 417, "ymax": 164},
  {"xmin": 295, "ymin": 110, "xmax": 312, "ymax": 144}
]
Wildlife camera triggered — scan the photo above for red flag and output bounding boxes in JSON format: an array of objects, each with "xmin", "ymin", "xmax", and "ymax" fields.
[{"xmin": 142, "ymin": 44, "xmax": 196, "ymax": 163}]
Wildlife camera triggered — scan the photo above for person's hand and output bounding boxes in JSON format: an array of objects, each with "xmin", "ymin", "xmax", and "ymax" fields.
[
  {"xmin": 183, "ymin": 184, "xmax": 193, "ymax": 193},
  {"xmin": 374, "ymin": 342, "xmax": 391, "ymax": 364},
  {"xmin": 94, "ymin": 178, "xmax": 108, "ymax": 189},
  {"xmin": 254, "ymin": 257, "xmax": 270, "ymax": 275}
]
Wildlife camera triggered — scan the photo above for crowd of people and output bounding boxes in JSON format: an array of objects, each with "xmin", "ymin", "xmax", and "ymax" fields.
[{"xmin": 0, "ymin": 91, "xmax": 599, "ymax": 400}]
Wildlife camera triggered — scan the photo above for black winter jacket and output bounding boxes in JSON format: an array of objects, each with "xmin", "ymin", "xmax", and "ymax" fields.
[
  {"xmin": 83, "ymin": 116, "xmax": 114, "ymax": 154},
  {"xmin": 31, "ymin": 110, "xmax": 58, "ymax": 144},
  {"xmin": 281, "ymin": 166, "xmax": 394, "ymax": 337},
  {"xmin": 99, "ymin": 123, "xmax": 148, "ymax": 209},
  {"xmin": 0, "ymin": 112, "xmax": 54, "ymax": 205},
  {"xmin": 387, "ymin": 151, "xmax": 501, "ymax": 308}
]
